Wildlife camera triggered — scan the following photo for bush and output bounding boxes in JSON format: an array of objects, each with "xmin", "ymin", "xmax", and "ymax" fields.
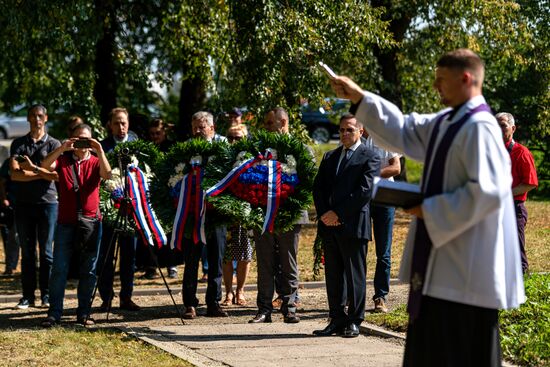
[{"xmin": 500, "ymin": 273, "xmax": 550, "ymax": 367}]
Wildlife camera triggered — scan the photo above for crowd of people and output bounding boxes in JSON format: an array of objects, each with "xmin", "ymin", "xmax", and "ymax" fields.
[{"xmin": 0, "ymin": 48, "xmax": 538, "ymax": 365}]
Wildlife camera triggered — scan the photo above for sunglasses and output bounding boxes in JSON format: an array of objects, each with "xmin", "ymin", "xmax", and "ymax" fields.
[{"xmin": 339, "ymin": 127, "xmax": 358, "ymax": 133}]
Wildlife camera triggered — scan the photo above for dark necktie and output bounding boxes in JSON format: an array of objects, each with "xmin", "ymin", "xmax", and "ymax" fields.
[{"xmin": 337, "ymin": 148, "xmax": 351, "ymax": 175}]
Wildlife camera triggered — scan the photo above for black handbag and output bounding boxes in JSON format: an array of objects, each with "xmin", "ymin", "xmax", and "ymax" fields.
[{"xmin": 71, "ymin": 163, "xmax": 100, "ymax": 252}]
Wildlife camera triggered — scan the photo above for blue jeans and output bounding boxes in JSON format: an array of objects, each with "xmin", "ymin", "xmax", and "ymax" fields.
[
  {"xmin": 15, "ymin": 202, "xmax": 57, "ymax": 302},
  {"xmin": 370, "ymin": 203, "xmax": 395, "ymax": 301},
  {"xmin": 97, "ymin": 223, "xmax": 137, "ymax": 302},
  {"xmin": 48, "ymin": 222, "xmax": 102, "ymax": 320}
]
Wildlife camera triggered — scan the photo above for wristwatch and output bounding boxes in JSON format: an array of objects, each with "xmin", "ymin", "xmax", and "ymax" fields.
[{"xmin": 33, "ymin": 166, "xmax": 39, "ymax": 174}]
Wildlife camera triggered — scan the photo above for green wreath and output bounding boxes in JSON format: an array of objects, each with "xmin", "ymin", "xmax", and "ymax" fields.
[
  {"xmin": 149, "ymin": 139, "xmax": 233, "ymax": 239},
  {"xmin": 100, "ymin": 140, "xmax": 163, "ymax": 232},
  {"xmin": 205, "ymin": 131, "xmax": 316, "ymax": 233}
]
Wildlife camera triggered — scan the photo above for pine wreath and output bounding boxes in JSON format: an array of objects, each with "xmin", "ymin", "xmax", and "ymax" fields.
[
  {"xmin": 149, "ymin": 139, "xmax": 233, "ymax": 240},
  {"xmin": 100, "ymin": 140, "xmax": 163, "ymax": 233},
  {"xmin": 206, "ymin": 131, "xmax": 316, "ymax": 233}
]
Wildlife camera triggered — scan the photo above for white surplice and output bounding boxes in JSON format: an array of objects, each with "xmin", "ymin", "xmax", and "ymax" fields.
[{"xmin": 355, "ymin": 93, "xmax": 525, "ymax": 310}]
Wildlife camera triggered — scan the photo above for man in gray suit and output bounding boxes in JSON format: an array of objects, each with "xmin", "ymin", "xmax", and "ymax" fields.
[
  {"xmin": 313, "ymin": 114, "xmax": 380, "ymax": 337},
  {"xmin": 249, "ymin": 107, "xmax": 310, "ymax": 324}
]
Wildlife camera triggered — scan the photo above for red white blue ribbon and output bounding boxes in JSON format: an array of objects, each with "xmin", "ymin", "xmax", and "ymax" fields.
[
  {"xmin": 263, "ymin": 159, "xmax": 282, "ymax": 233},
  {"xmin": 126, "ymin": 165, "xmax": 167, "ymax": 248},
  {"xmin": 170, "ymin": 165, "xmax": 206, "ymax": 249},
  {"xmin": 206, "ymin": 150, "xmax": 281, "ymax": 233}
]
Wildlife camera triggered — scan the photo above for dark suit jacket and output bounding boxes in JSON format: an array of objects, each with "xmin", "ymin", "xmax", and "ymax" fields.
[{"xmin": 313, "ymin": 143, "xmax": 380, "ymax": 240}]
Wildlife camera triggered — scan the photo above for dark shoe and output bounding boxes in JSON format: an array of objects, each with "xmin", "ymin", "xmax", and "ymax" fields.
[
  {"xmin": 142, "ymin": 269, "xmax": 160, "ymax": 280},
  {"xmin": 98, "ymin": 300, "xmax": 112, "ymax": 313},
  {"xmin": 284, "ymin": 312, "xmax": 300, "ymax": 324},
  {"xmin": 183, "ymin": 306, "xmax": 196, "ymax": 319},
  {"xmin": 77, "ymin": 316, "xmax": 95, "ymax": 326},
  {"xmin": 313, "ymin": 322, "xmax": 344, "ymax": 336},
  {"xmin": 342, "ymin": 323, "xmax": 360, "ymax": 338},
  {"xmin": 249, "ymin": 313, "xmax": 272, "ymax": 323},
  {"xmin": 120, "ymin": 297, "xmax": 141, "ymax": 311},
  {"xmin": 15, "ymin": 298, "xmax": 34, "ymax": 310},
  {"xmin": 3, "ymin": 268, "xmax": 13, "ymax": 276},
  {"xmin": 41, "ymin": 316, "xmax": 59, "ymax": 328},
  {"xmin": 198, "ymin": 274, "xmax": 208, "ymax": 283},
  {"xmin": 206, "ymin": 305, "xmax": 228, "ymax": 317}
]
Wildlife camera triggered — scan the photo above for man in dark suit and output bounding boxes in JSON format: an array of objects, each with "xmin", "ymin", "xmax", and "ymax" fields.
[{"xmin": 313, "ymin": 113, "xmax": 380, "ymax": 337}]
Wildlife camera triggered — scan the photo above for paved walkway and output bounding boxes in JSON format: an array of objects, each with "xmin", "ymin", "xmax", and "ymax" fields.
[{"xmin": 123, "ymin": 321, "xmax": 405, "ymax": 367}]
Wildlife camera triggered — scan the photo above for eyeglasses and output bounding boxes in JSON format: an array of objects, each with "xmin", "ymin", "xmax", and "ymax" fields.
[{"xmin": 339, "ymin": 127, "xmax": 358, "ymax": 133}]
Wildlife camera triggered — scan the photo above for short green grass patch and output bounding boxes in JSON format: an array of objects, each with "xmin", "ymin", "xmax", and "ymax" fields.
[
  {"xmin": 0, "ymin": 327, "xmax": 193, "ymax": 367},
  {"xmin": 500, "ymin": 273, "xmax": 550, "ymax": 367}
]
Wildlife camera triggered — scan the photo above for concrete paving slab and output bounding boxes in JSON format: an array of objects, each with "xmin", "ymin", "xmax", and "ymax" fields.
[{"xmin": 124, "ymin": 320, "xmax": 405, "ymax": 367}]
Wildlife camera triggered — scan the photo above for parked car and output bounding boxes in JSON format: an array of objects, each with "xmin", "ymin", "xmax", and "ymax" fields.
[
  {"xmin": 0, "ymin": 106, "xmax": 29, "ymax": 139},
  {"xmin": 301, "ymin": 98, "xmax": 350, "ymax": 143}
]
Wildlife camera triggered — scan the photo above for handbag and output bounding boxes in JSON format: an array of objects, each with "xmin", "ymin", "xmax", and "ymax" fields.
[{"xmin": 71, "ymin": 162, "xmax": 100, "ymax": 252}]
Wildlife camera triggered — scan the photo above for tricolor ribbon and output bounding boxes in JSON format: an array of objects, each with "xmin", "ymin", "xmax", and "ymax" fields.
[
  {"xmin": 263, "ymin": 159, "xmax": 282, "ymax": 233},
  {"xmin": 206, "ymin": 150, "xmax": 282, "ymax": 233},
  {"xmin": 126, "ymin": 165, "xmax": 168, "ymax": 248},
  {"xmin": 170, "ymin": 164, "xmax": 207, "ymax": 249}
]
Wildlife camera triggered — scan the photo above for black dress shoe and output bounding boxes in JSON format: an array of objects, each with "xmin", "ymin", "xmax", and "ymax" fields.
[
  {"xmin": 206, "ymin": 305, "xmax": 229, "ymax": 317},
  {"xmin": 249, "ymin": 313, "xmax": 272, "ymax": 323},
  {"xmin": 283, "ymin": 312, "xmax": 300, "ymax": 324},
  {"xmin": 342, "ymin": 323, "xmax": 360, "ymax": 338},
  {"xmin": 313, "ymin": 322, "xmax": 343, "ymax": 336}
]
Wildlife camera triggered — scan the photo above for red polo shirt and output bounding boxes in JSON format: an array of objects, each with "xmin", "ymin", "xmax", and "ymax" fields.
[
  {"xmin": 56, "ymin": 153, "xmax": 101, "ymax": 224},
  {"xmin": 506, "ymin": 140, "xmax": 538, "ymax": 202}
]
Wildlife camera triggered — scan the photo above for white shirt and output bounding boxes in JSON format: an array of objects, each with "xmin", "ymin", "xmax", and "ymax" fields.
[
  {"xmin": 355, "ymin": 93, "xmax": 525, "ymax": 310},
  {"xmin": 336, "ymin": 138, "xmax": 361, "ymax": 174},
  {"xmin": 362, "ymin": 136, "xmax": 400, "ymax": 181}
]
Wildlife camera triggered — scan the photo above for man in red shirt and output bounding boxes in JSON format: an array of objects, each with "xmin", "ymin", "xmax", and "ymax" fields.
[
  {"xmin": 39, "ymin": 123, "xmax": 111, "ymax": 326},
  {"xmin": 496, "ymin": 112, "xmax": 538, "ymax": 274}
]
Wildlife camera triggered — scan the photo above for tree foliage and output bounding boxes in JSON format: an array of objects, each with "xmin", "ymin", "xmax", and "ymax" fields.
[{"xmin": 0, "ymin": 0, "xmax": 547, "ymax": 181}]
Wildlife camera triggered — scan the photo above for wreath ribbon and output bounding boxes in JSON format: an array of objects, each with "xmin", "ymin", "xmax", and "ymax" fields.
[
  {"xmin": 170, "ymin": 164, "xmax": 207, "ymax": 249},
  {"xmin": 126, "ymin": 165, "xmax": 167, "ymax": 248},
  {"xmin": 206, "ymin": 151, "xmax": 282, "ymax": 233}
]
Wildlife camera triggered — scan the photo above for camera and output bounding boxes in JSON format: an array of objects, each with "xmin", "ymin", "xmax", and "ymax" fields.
[{"xmin": 73, "ymin": 139, "xmax": 91, "ymax": 149}]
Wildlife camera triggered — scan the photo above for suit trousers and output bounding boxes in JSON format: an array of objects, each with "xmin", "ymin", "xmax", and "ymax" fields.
[
  {"xmin": 182, "ymin": 226, "xmax": 226, "ymax": 308},
  {"xmin": 254, "ymin": 226, "xmax": 301, "ymax": 315},
  {"xmin": 321, "ymin": 230, "xmax": 367, "ymax": 326}
]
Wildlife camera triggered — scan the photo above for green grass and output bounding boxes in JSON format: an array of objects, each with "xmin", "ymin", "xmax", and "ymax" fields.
[
  {"xmin": 0, "ymin": 327, "xmax": 193, "ymax": 367},
  {"xmin": 500, "ymin": 273, "xmax": 550, "ymax": 367}
]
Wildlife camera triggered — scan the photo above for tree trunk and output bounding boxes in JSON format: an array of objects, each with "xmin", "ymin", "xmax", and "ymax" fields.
[
  {"xmin": 177, "ymin": 76, "xmax": 207, "ymax": 140},
  {"xmin": 93, "ymin": 0, "xmax": 119, "ymax": 126},
  {"xmin": 371, "ymin": 0, "xmax": 414, "ymax": 181}
]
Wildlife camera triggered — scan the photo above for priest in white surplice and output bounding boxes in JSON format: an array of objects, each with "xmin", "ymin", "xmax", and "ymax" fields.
[{"xmin": 331, "ymin": 49, "xmax": 525, "ymax": 367}]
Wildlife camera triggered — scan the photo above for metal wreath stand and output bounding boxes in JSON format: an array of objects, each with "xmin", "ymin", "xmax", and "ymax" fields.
[{"xmin": 88, "ymin": 147, "xmax": 185, "ymax": 325}]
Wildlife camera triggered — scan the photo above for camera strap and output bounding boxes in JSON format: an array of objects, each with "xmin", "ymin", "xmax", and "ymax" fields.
[{"xmin": 70, "ymin": 160, "xmax": 99, "ymax": 219}]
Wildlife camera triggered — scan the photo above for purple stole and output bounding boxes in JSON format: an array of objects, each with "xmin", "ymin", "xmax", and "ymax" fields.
[{"xmin": 407, "ymin": 103, "xmax": 492, "ymax": 322}]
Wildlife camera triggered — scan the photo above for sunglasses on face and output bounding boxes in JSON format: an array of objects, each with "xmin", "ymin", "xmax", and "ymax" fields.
[{"xmin": 339, "ymin": 127, "xmax": 358, "ymax": 133}]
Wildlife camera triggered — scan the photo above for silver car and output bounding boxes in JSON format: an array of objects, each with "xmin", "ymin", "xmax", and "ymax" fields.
[{"xmin": 0, "ymin": 106, "xmax": 29, "ymax": 139}]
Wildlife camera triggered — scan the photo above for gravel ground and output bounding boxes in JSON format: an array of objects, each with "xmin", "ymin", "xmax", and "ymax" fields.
[{"xmin": 0, "ymin": 281, "xmax": 409, "ymax": 329}]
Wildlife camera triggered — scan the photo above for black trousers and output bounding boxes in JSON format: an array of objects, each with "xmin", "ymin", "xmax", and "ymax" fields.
[
  {"xmin": 321, "ymin": 230, "xmax": 367, "ymax": 326},
  {"xmin": 181, "ymin": 227, "xmax": 226, "ymax": 308},
  {"xmin": 404, "ymin": 296, "xmax": 501, "ymax": 367}
]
